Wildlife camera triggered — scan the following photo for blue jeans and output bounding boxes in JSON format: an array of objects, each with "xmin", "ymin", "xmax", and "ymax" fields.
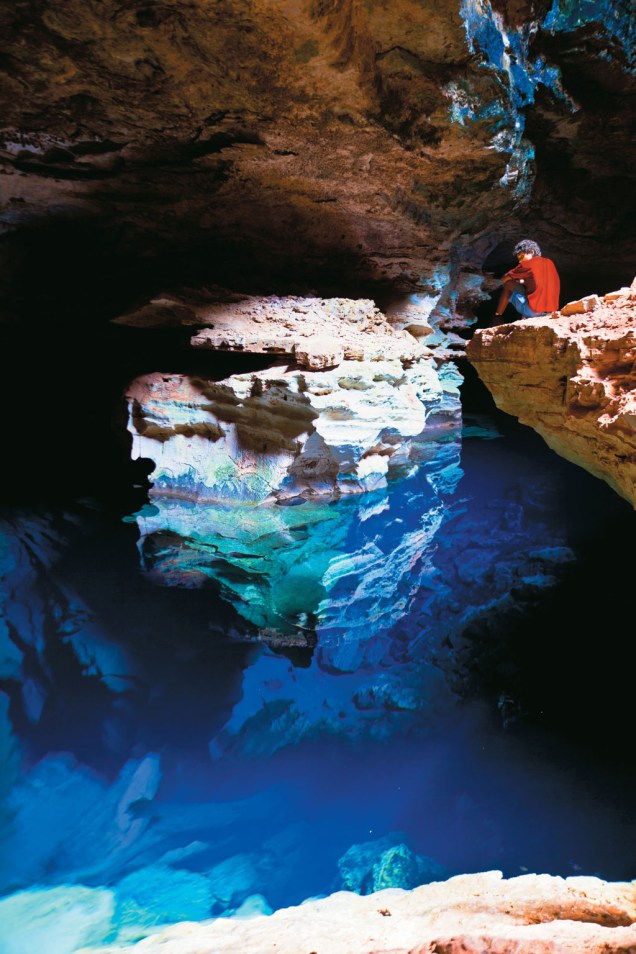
[{"xmin": 509, "ymin": 290, "xmax": 541, "ymax": 318}]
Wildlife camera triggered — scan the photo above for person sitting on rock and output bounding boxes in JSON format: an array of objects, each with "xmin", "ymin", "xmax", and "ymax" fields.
[{"xmin": 494, "ymin": 239, "xmax": 560, "ymax": 320}]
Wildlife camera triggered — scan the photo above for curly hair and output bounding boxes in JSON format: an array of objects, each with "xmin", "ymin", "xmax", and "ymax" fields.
[{"xmin": 514, "ymin": 239, "xmax": 542, "ymax": 257}]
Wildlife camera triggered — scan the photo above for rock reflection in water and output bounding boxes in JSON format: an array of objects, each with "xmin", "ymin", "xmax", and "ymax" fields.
[
  {"xmin": 129, "ymin": 423, "xmax": 583, "ymax": 761},
  {"xmin": 133, "ymin": 477, "xmax": 452, "ymax": 653},
  {"xmin": 2, "ymin": 420, "xmax": 635, "ymax": 953}
]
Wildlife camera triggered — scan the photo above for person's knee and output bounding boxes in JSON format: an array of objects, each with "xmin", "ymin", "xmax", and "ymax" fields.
[{"xmin": 509, "ymin": 291, "xmax": 532, "ymax": 318}]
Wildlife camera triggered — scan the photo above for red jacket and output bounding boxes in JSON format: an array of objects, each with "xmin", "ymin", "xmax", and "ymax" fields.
[{"xmin": 503, "ymin": 256, "xmax": 560, "ymax": 312}]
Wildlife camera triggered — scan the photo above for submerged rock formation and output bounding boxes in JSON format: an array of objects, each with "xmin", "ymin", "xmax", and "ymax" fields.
[
  {"xmin": 1, "ymin": 474, "xmax": 608, "ymax": 948},
  {"xmin": 82, "ymin": 871, "xmax": 636, "ymax": 954},
  {"xmin": 132, "ymin": 484, "xmax": 453, "ymax": 643},
  {"xmin": 466, "ymin": 280, "xmax": 636, "ymax": 508}
]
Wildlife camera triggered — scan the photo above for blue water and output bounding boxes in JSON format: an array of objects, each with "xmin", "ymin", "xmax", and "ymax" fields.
[{"xmin": 1, "ymin": 352, "xmax": 635, "ymax": 950}]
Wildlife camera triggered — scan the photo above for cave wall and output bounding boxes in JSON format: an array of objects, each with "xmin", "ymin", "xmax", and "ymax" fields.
[{"xmin": 1, "ymin": 0, "xmax": 635, "ymax": 322}]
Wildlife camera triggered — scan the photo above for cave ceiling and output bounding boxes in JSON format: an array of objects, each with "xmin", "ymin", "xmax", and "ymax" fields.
[{"xmin": 1, "ymin": 0, "xmax": 635, "ymax": 318}]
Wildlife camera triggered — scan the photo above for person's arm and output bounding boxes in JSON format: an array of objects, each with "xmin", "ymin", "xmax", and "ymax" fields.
[{"xmin": 502, "ymin": 262, "xmax": 536, "ymax": 293}]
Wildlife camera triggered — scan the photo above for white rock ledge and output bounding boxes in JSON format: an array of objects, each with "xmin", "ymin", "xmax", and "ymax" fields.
[
  {"xmin": 83, "ymin": 871, "xmax": 636, "ymax": 954},
  {"xmin": 120, "ymin": 292, "xmax": 463, "ymax": 501}
]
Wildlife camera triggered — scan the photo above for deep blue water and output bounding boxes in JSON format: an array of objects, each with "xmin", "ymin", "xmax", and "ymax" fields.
[{"xmin": 0, "ymin": 335, "xmax": 635, "ymax": 951}]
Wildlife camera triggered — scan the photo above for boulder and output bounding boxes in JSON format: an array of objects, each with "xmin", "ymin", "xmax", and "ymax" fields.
[{"xmin": 466, "ymin": 283, "xmax": 636, "ymax": 508}]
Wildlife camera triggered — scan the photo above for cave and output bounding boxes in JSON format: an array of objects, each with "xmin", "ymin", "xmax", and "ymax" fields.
[{"xmin": 1, "ymin": 1, "xmax": 635, "ymax": 952}]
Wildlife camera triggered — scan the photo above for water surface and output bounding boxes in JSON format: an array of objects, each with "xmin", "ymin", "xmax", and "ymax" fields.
[{"xmin": 0, "ymin": 342, "xmax": 634, "ymax": 951}]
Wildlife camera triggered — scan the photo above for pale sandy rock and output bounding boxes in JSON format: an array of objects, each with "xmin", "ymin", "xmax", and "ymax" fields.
[
  {"xmin": 385, "ymin": 293, "xmax": 440, "ymax": 340},
  {"xmin": 115, "ymin": 292, "xmax": 425, "ymax": 368},
  {"xmin": 81, "ymin": 871, "xmax": 636, "ymax": 954},
  {"xmin": 294, "ymin": 337, "xmax": 345, "ymax": 369},
  {"xmin": 466, "ymin": 282, "xmax": 636, "ymax": 508},
  {"xmin": 560, "ymin": 294, "xmax": 600, "ymax": 316}
]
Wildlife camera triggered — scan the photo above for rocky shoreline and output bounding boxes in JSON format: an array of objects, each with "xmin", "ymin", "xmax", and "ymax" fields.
[{"xmin": 83, "ymin": 871, "xmax": 636, "ymax": 954}]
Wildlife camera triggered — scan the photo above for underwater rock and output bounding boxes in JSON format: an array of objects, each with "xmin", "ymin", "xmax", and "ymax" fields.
[
  {"xmin": 0, "ymin": 884, "xmax": 116, "ymax": 954},
  {"xmin": 114, "ymin": 865, "xmax": 213, "ymax": 932},
  {"xmin": 132, "ymin": 470, "xmax": 458, "ymax": 754},
  {"xmin": 206, "ymin": 854, "xmax": 262, "ymax": 914},
  {"xmin": 230, "ymin": 894, "xmax": 273, "ymax": 919},
  {"xmin": 125, "ymin": 347, "xmax": 462, "ymax": 501},
  {"xmin": 467, "ymin": 281, "xmax": 636, "ymax": 508},
  {"xmin": 0, "ymin": 744, "xmax": 299, "ymax": 950},
  {"xmin": 76, "ymin": 871, "xmax": 636, "ymax": 953},
  {"xmin": 198, "ymin": 462, "xmax": 578, "ymax": 758},
  {"xmin": 338, "ymin": 834, "xmax": 445, "ymax": 893},
  {"xmin": 130, "ymin": 436, "xmax": 461, "ymax": 638}
]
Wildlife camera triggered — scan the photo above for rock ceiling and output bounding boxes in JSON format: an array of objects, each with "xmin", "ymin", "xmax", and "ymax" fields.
[{"xmin": 1, "ymin": 0, "xmax": 635, "ymax": 317}]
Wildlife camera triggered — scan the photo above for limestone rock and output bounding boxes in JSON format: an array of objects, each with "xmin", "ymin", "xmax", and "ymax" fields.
[
  {"xmin": 0, "ymin": 885, "xmax": 116, "ymax": 954},
  {"xmin": 466, "ymin": 282, "xmax": 636, "ymax": 508},
  {"xmin": 338, "ymin": 835, "xmax": 446, "ymax": 894},
  {"xmin": 115, "ymin": 291, "xmax": 425, "ymax": 367},
  {"xmin": 560, "ymin": 294, "xmax": 600, "ymax": 317},
  {"xmin": 124, "ymin": 344, "xmax": 461, "ymax": 501},
  {"xmin": 79, "ymin": 871, "xmax": 636, "ymax": 953}
]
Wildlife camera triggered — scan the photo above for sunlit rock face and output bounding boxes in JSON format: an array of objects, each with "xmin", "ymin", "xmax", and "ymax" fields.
[
  {"xmin": 126, "ymin": 359, "xmax": 459, "ymax": 500},
  {"xmin": 467, "ymin": 280, "xmax": 636, "ymax": 508},
  {"xmin": 124, "ymin": 294, "xmax": 462, "ymax": 501},
  {"xmin": 115, "ymin": 290, "xmax": 429, "ymax": 366},
  {"xmin": 2, "ymin": 0, "xmax": 635, "ymax": 322},
  {"xmin": 123, "ymin": 288, "xmax": 467, "ymax": 674}
]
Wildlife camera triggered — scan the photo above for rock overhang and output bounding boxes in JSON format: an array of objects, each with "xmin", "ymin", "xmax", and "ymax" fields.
[{"xmin": 3, "ymin": 0, "xmax": 635, "ymax": 328}]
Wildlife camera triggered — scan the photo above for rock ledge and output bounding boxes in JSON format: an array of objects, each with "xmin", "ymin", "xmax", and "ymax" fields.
[
  {"xmin": 84, "ymin": 870, "xmax": 636, "ymax": 954},
  {"xmin": 466, "ymin": 281, "xmax": 636, "ymax": 508}
]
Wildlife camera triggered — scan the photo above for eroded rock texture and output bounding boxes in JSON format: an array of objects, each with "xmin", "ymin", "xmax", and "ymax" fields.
[
  {"xmin": 123, "ymin": 293, "xmax": 462, "ymax": 500},
  {"xmin": 84, "ymin": 871, "xmax": 636, "ymax": 954},
  {"xmin": 115, "ymin": 290, "xmax": 429, "ymax": 366},
  {"xmin": 2, "ymin": 1, "xmax": 635, "ymax": 322},
  {"xmin": 466, "ymin": 280, "xmax": 636, "ymax": 507},
  {"xmin": 126, "ymin": 357, "xmax": 459, "ymax": 499}
]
